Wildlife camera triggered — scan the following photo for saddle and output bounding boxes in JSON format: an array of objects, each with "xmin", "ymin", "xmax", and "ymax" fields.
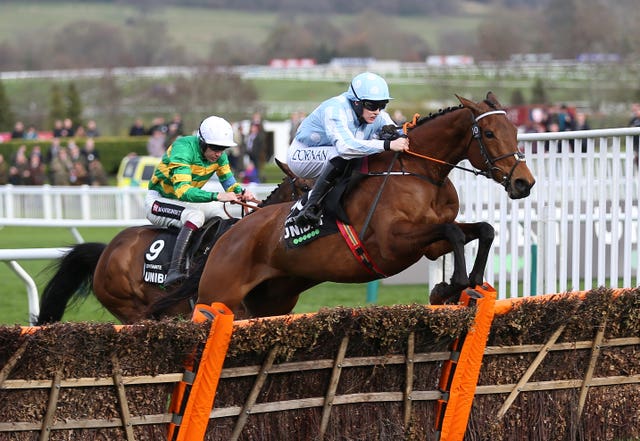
[
  {"xmin": 284, "ymin": 159, "xmax": 366, "ymax": 248},
  {"xmin": 142, "ymin": 216, "xmax": 238, "ymax": 285}
]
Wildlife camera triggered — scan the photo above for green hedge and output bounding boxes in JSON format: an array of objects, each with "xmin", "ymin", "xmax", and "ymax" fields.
[{"xmin": 0, "ymin": 137, "xmax": 148, "ymax": 174}]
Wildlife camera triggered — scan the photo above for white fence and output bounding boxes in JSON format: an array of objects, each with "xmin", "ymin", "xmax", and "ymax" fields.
[{"xmin": 1, "ymin": 128, "xmax": 639, "ymax": 318}]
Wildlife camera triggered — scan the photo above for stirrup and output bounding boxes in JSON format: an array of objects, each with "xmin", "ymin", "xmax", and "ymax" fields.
[{"xmin": 293, "ymin": 206, "xmax": 321, "ymax": 228}]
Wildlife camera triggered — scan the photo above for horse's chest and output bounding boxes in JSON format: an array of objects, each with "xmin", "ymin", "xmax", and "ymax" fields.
[{"xmin": 425, "ymin": 203, "xmax": 457, "ymax": 224}]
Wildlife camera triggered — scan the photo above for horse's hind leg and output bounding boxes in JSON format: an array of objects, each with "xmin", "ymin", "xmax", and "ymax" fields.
[{"xmin": 241, "ymin": 278, "xmax": 317, "ymax": 318}]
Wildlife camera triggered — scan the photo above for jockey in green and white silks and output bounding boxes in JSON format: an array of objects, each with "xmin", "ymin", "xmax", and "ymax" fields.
[
  {"xmin": 145, "ymin": 115, "xmax": 258, "ymax": 285},
  {"xmin": 287, "ymin": 72, "xmax": 409, "ymax": 228}
]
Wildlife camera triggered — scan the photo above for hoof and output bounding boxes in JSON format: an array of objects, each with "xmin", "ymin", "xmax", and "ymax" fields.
[
  {"xmin": 429, "ymin": 282, "xmax": 451, "ymax": 305},
  {"xmin": 429, "ymin": 282, "xmax": 464, "ymax": 305}
]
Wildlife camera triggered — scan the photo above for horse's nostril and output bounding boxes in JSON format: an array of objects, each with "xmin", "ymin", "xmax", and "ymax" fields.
[{"xmin": 514, "ymin": 178, "xmax": 533, "ymax": 196}]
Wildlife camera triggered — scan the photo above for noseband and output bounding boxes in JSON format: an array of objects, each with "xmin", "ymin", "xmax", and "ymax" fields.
[{"xmin": 472, "ymin": 110, "xmax": 526, "ymax": 190}]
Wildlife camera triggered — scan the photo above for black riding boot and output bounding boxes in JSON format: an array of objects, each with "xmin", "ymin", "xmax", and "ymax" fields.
[
  {"xmin": 293, "ymin": 157, "xmax": 348, "ymax": 228},
  {"xmin": 165, "ymin": 225, "xmax": 195, "ymax": 285}
]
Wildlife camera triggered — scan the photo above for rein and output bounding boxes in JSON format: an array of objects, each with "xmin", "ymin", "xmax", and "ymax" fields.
[{"xmin": 400, "ymin": 109, "xmax": 526, "ymax": 189}]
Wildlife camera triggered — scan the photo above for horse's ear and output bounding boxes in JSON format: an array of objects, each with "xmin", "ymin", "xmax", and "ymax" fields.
[
  {"xmin": 456, "ymin": 94, "xmax": 481, "ymax": 113},
  {"xmin": 486, "ymin": 91, "xmax": 502, "ymax": 108},
  {"xmin": 275, "ymin": 158, "xmax": 295, "ymax": 178}
]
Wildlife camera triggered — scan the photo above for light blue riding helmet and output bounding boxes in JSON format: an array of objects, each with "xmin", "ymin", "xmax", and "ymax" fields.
[{"xmin": 346, "ymin": 72, "xmax": 393, "ymax": 101}]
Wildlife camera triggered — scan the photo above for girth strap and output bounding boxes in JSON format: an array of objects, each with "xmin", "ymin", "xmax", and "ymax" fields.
[{"xmin": 336, "ymin": 220, "xmax": 388, "ymax": 279}]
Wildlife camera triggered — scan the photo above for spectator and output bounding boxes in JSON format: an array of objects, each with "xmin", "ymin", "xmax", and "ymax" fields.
[
  {"xmin": 164, "ymin": 122, "xmax": 181, "ymax": 150},
  {"xmin": 245, "ymin": 122, "xmax": 266, "ymax": 182},
  {"xmin": 52, "ymin": 120, "xmax": 64, "ymax": 138},
  {"xmin": 68, "ymin": 141, "xmax": 88, "ymax": 185},
  {"xmin": 24, "ymin": 125, "xmax": 39, "ymax": 140},
  {"xmin": 9, "ymin": 145, "xmax": 29, "ymax": 184},
  {"xmin": 129, "ymin": 118, "xmax": 146, "ymax": 136},
  {"xmin": 27, "ymin": 150, "xmax": 46, "ymax": 185},
  {"xmin": 61, "ymin": 118, "xmax": 75, "ymax": 137},
  {"xmin": 49, "ymin": 147, "xmax": 73, "ymax": 185},
  {"xmin": 544, "ymin": 120, "xmax": 563, "ymax": 153},
  {"xmin": 74, "ymin": 125, "xmax": 86, "ymax": 138},
  {"xmin": 574, "ymin": 111, "xmax": 591, "ymax": 153},
  {"xmin": 629, "ymin": 103, "xmax": 640, "ymax": 166},
  {"xmin": 170, "ymin": 113, "xmax": 184, "ymax": 135},
  {"xmin": 240, "ymin": 159, "xmax": 260, "ymax": 184},
  {"xmin": 85, "ymin": 120, "xmax": 100, "ymax": 137},
  {"xmin": 45, "ymin": 137, "xmax": 62, "ymax": 167},
  {"xmin": 11, "ymin": 121, "xmax": 25, "ymax": 139},
  {"xmin": 0, "ymin": 153, "xmax": 9, "ymax": 184},
  {"xmin": 87, "ymin": 159, "xmax": 108, "ymax": 186},
  {"xmin": 147, "ymin": 116, "xmax": 167, "ymax": 136},
  {"xmin": 80, "ymin": 137, "xmax": 100, "ymax": 165},
  {"xmin": 146, "ymin": 127, "xmax": 166, "ymax": 157},
  {"xmin": 80, "ymin": 137, "xmax": 108, "ymax": 185},
  {"xmin": 556, "ymin": 104, "xmax": 575, "ymax": 131}
]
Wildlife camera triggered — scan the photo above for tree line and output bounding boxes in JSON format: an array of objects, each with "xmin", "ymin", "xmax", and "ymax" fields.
[{"xmin": 4, "ymin": 0, "xmax": 639, "ymax": 73}]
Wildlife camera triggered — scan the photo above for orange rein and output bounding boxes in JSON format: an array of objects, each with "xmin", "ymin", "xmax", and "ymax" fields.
[{"xmin": 401, "ymin": 113, "xmax": 452, "ymax": 166}]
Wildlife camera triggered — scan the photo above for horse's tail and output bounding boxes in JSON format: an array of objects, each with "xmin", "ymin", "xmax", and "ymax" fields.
[{"xmin": 36, "ymin": 242, "xmax": 107, "ymax": 325}]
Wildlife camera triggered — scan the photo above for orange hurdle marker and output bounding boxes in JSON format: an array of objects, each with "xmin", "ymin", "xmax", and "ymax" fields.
[
  {"xmin": 434, "ymin": 283, "xmax": 497, "ymax": 441},
  {"xmin": 167, "ymin": 302, "xmax": 234, "ymax": 441}
]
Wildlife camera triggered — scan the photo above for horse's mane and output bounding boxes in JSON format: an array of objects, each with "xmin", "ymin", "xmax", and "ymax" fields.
[
  {"xmin": 411, "ymin": 105, "xmax": 464, "ymax": 128},
  {"xmin": 409, "ymin": 98, "xmax": 500, "ymax": 129},
  {"xmin": 258, "ymin": 179, "xmax": 287, "ymax": 207}
]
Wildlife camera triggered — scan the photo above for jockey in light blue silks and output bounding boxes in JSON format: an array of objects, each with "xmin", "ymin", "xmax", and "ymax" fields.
[{"xmin": 287, "ymin": 72, "xmax": 409, "ymax": 228}]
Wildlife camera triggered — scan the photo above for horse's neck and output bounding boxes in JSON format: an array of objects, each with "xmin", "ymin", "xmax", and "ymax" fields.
[
  {"xmin": 260, "ymin": 180, "xmax": 296, "ymax": 207},
  {"xmin": 409, "ymin": 108, "xmax": 473, "ymax": 174}
]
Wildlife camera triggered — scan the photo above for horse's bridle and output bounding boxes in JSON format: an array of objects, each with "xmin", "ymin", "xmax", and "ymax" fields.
[
  {"xmin": 402, "ymin": 109, "xmax": 526, "ymax": 190},
  {"xmin": 471, "ymin": 109, "xmax": 526, "ymax": 190}
]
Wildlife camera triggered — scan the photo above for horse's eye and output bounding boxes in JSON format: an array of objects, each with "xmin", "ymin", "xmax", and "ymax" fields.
[{"xmin": 484, "ymin": 130, "xmax": 495, "ymax": 138}]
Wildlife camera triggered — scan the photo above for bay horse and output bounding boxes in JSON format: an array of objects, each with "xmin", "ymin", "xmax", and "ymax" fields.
[
  {"xmin": 154, "ymin": 92, "xmax": 535, "ymax": 319},
  {"xmin": 35, "ymin": 160, "xmax": 312, "ymax": 325}
]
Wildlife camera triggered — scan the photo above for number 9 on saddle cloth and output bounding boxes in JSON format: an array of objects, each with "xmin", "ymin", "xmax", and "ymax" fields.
[{"xmin": 142, "ymin": 216, "xmax": 237, "ymax": 286}]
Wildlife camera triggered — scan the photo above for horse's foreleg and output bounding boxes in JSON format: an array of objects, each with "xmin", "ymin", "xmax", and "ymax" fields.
[
  {"xmin": 457, "ymin": 221, "xmax": 495, "ymax": 287},
  {"xmin": 424, "ymin": 223, "xmax": 469, "ymax": 305},
  {"xmin": 424, "ymin": 222, "xmax": 495, "ymax": 304}
]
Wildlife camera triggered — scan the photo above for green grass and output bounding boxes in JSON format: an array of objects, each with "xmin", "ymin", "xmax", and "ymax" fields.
[
  {"xmin": 0, "ymin": 226, "xmax": 430, "ymax": 326},
  {"xmin": 0, "ymin": 2, "xmax": 491, "ymax": 60}
]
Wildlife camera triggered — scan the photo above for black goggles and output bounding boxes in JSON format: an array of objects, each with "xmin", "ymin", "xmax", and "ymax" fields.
[
  {"xmin": 206, "ymin": 144, "xmax": 228, "ymax": 152},
  {"xmin": 362, "ymin": 100, "xmax": 388, "ymax": 111}
]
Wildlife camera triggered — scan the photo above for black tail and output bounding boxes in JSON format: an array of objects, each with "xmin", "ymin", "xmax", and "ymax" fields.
[{"xmin": 36, "ymin": 242, "xmax": 107, "ymax": 325}]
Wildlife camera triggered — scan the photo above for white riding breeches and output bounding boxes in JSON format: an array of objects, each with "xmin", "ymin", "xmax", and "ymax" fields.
[
  {"xmin": 145, "ymin": 190, "xmax": 226, "ymax": 229},
  {"xmin": 287, "ymin": 139, "xmax": 340, "ymax": 179}
]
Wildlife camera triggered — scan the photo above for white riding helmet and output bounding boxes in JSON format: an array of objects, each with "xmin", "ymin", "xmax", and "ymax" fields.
[
  {"xmin": 198, "ymin": 116, "xmax": 237, "ymax": 149},
  {"xmin": 347, "ymin": 72, "xmax": 393, "ymax": 101}
]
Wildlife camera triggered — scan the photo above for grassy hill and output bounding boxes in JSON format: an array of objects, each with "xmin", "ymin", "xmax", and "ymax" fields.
[{"xmin": 0, "ymin": 2, "xmax": 491, "ymax": 61}]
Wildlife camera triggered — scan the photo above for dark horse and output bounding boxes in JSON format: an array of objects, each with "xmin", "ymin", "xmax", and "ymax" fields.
[
  {"xmin": 155, "ymin": 92, "xmax": 535, "ymax": 319},
  {"xmin": 35, "ymin": 159, "xmax": 312, "ymax": 325}
]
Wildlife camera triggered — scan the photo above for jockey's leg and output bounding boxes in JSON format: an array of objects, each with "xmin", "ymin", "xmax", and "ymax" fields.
[
  {"xmin": 292, "ymin": 156, "xmax": 348, "ymax": 228},
  {"xmin": 165, "ymin": 221, "xmax": 198, "ymax": 285}
]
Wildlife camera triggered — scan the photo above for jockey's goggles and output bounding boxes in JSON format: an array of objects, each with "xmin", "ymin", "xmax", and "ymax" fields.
[
  {"xmin": 206, "ymin": 144, "xmax": 229, "ymax": 152},
  {"xmin": 362, "ymin": 100, "xmax": 388, "ymax": 111}
]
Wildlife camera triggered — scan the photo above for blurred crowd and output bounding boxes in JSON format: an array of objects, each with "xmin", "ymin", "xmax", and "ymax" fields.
[{"xmin": 0, "ymin": 136, "xmax": 108, "ymax": 186}]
